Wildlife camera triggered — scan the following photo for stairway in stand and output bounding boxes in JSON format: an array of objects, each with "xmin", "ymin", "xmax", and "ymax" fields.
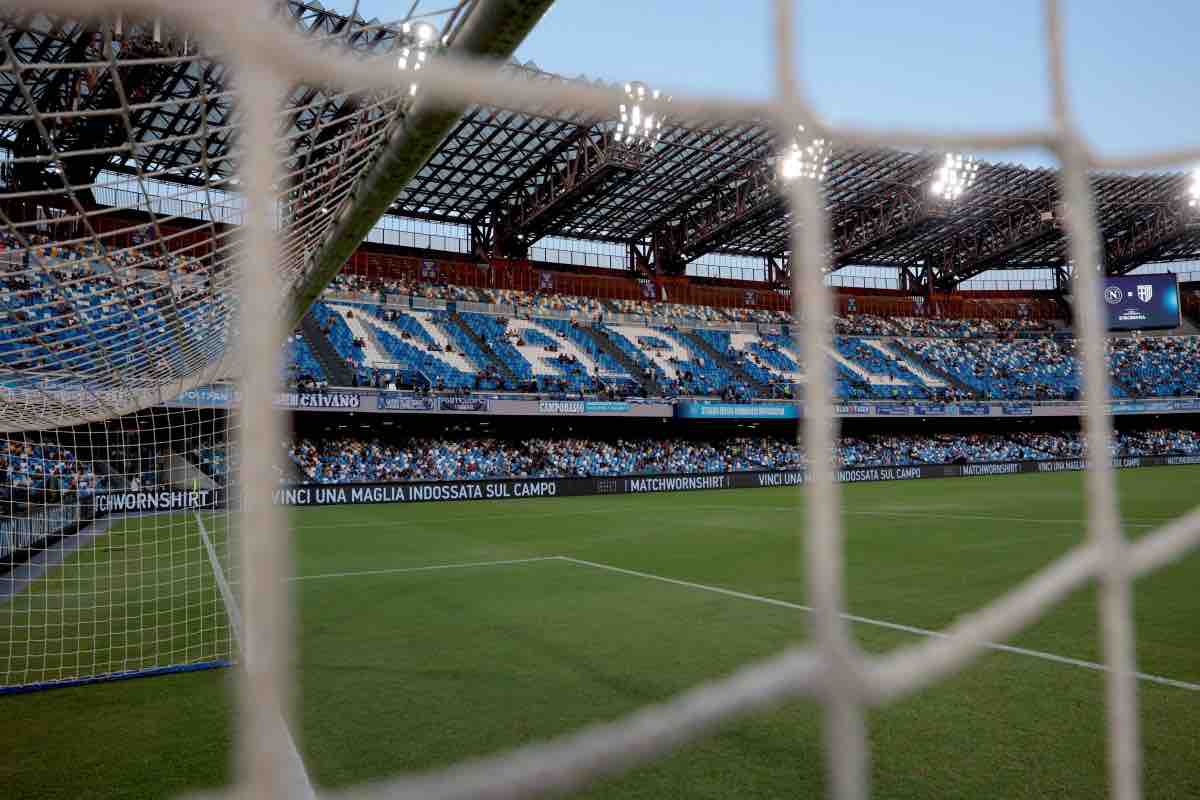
[
  {"xmin": 300, "ymin": 311, "xmax": 355, "ymax": 386},
  {"xmin": 446, "ymin": 311, "xmax": 520, "ymax": 387},
  {"xmin": 580, "ymin": 325, "xmax": 662, "ymax": 395},
  {"xmin": 681, "ymin": 329, "xmax": 771, "ymax": 397}
]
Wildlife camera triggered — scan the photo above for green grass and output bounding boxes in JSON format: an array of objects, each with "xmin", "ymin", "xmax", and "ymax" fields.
[{"xmin": 2, "ymin": 467, "xmax": 1199, "ymax": 799}]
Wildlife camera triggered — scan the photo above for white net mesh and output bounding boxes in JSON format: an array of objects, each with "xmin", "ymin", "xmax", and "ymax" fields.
[
  {"xmin": 2, "ymin": 1, "xmax": 1200, "ymax": 799},
  {"xmin": 0, "ymin": 408, "xmax": 235, "ymax": 691},
  {"xmin": 0, "ymin": 3, "xmax": 432, "ymax": 431}
]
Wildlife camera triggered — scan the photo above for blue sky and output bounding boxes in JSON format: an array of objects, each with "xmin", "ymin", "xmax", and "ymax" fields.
[
  {"xmin": 352, "ymin": 0, "xmax": 1200, "ymax": 169},
  {"xmin": 521, "ymin": 0, "xmax": 1198, "ymax": 168}
]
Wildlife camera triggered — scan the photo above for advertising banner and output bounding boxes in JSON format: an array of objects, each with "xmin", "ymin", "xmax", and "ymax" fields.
[
  {"xmin": 957, "ymin": 403, "xmax": 993, "ymax": 416},
  {"xmin": 276, "ymin": 392, "xmax": 362, "ymax": 410},
  {"xmin": 538, "ymin": 400, "xmax": 585, "ymax": 415},
  {"xmin": 835, "ymin": 404, "xmax": 873, "ymax": 416},
  {"xmin": 272, "ymin": 455, "xmax": 1183, "ymax": 508},
  {"xmin": 1002, "ymin": 403, "xmax": 1034, "ymax": 416},
  {"xmin": 675, "ymin": 402, "xmax": 798, "ymax": 420},
  {"xmin": 169, "ymin": 385, "xmax": 238, "ymax": 408},
  {"xmin": 912, "ymin": 403, "xmax": 948, "ymax": 416},
  {"xmin": 377, "ymin": 394, "xmax": 436, "ymax": 412},
  {"xmin": 584, "ymin": 401, "xmax": 633, "ymax": 414},
  {"xmin": 93, "ymin": 489, "xmax": 218, "ymax": 514},
  {"xmin": 439, "ymin": 397, "xmax": 490, "ymax": 412},
  {"xmin": 875, "ymin": 404, "xmax": 913, "ymax": 416},
  {"xmin": 162, "ymin": 388, "xmax": 1200, "ymax": 419}
]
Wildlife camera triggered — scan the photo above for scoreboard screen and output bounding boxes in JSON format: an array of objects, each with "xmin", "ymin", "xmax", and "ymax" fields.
[{"xmin": 1102, "ymin": 273, "xmax": 1180, "ymax": 331}]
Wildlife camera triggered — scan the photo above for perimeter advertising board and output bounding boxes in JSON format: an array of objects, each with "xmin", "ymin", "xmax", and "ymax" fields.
[{"xmin": 272, "ymin": 455, "xmax": 1190, "ymax": 507}]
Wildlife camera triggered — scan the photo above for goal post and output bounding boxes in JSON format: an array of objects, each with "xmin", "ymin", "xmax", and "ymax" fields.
[
  {"xmin": 0, "ymin": 0, "xmax": 553, "ymax": 694},
  {"xmin": 286, "ymin": 0, "xmax": 558, "ymax": 328}
]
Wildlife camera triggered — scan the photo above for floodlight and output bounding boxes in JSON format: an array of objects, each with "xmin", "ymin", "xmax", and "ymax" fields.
[
  {"xmin": 397, "ymin": 20, "xmax": 440, "ymax": 96},
  {"xmin": 930, "ymin": 152, "xmax": 980, "ymax": 201},
  {"xmin": 614, "ymin": 81, "xmax": 665, "ymax": 149},
  {"xmin": 777, "ymin": 125, "xmax": 830, "ymax": 183},
  {"xmin": 411, "ymin": 21, "xmax": 438, "ymax": 44}
]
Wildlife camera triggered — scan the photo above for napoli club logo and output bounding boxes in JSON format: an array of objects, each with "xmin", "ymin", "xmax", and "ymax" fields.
[
  {"xmin": 1136, "ymin": 284, "xmax": 1153, "ymax": 303},
  {"xmin": 1104, "ymin": 286, "xmax": 1124, "ymax": 305}
]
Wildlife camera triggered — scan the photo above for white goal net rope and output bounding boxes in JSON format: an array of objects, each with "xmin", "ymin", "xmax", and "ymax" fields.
[
  {"xmin": 0, "ymin": 1, "xmax": 1198, "ymax": 800},
  {"xmin": 0, "ymin": 407, "xmax": 236, "ymax": 690},
  {"xmin": 0, "ymin": 2, "xmax": 417, "ymax": 431}
]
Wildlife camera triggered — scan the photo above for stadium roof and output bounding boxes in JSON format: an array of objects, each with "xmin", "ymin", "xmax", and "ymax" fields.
[
  {"xmin": 2, "ymin": 2, "xmax": 1198, "ymax": 287},
  {"xmin": 0, "ymin": 2, "xmax": 441, "ymax": 190},
  {"xmin": 398, "ymin": 72, "xmax": 1200, "ymax": 284}
]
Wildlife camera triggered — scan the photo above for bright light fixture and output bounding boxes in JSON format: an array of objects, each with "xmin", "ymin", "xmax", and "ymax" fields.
[
  {"xmin": 1188, "ymin": 167, "xmax": 1200, "ymax": 208},
  {"xmin": 398, "ymin": 21, "xmax": 439, "ymax": 97},
  {"xmin": 777, "ymin": 125, "xmax": 830, "ymax": 183},
  {"xmin": 401, "ymin": 20, "xmax": 438, "ymax": 44},
  {"xmin": 930, "ymin": 153, "xmax": 980, "ymax": 201},
  {"xmin": 615, "ymin": 81, "xmax": 665, "ymax": 149}
]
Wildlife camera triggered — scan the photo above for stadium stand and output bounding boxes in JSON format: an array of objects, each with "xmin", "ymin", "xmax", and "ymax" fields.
[
  {"xmin": 1108, "ymin": 336, "xmax": 1200, "ymax": 398},
  {"xmin": 292, "ymin": 274, "xmax": 1170, "ymax": 402},
  {"xmin": 283, "ymin": 335, "xmax": 326, "ymax": 388},
  {"xmin": 1, "ymin": 440, "xmax": 104, "ymax": 497},
  {"xmin": 0, "ymin": 233, "xmax": 214, "ymax": 379},
  {"xmin": 4, "ymin": 239, "xmax": 1200, "ymax": 404},
  {"xmin": 908, "ymin": 337, "xmax": 1080, "ymax": 400},
  {"xmin": 285, "ymin": 428, "xmax": 1200, "ymax": 484},
  {"xmin": 534, "ymin": 318, "xmax": 636, "ymax": 392}
]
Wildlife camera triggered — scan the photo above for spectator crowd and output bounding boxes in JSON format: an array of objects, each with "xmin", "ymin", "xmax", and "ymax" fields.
[{"xmin": 286, "ymin": 428, "xmax": 1200, "ymax": 484}]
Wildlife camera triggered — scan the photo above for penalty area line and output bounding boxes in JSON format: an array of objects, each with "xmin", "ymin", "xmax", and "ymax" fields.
[{"xmin": 558, "ymin": 557, "xmax": 1200, "ymax": 693}]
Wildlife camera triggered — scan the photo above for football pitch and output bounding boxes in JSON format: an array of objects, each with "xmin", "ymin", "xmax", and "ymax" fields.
[{"xmin": 3, "ymin": 467, "xmax": 1199, "ymax": 799}]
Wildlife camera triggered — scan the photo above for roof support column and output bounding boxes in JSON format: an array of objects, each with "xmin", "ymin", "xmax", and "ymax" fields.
[{"xmin": 287, "ymin": 0, "xmax": 557, "ymax": 327}]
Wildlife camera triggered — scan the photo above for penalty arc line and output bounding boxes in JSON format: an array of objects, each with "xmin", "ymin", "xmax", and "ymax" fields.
[{"xmin": 556, "ymin": 557, "xmax": 1200, "ymax": 693}]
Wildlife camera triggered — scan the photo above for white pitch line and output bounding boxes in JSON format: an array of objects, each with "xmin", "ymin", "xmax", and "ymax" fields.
[
  {"xmin": 285, "ymin": 556, "xmax": 560, "ymax": 582},
  {"xmin": 558, "ymin": 557, "xmax": 1200, "ymax": 693},
  {"xmin": 281, "ymin": 553, "xmax": 1199, "ymax": 692}
]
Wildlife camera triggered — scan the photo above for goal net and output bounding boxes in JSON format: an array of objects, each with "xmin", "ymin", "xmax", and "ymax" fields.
[
  {"xmin": 1, "ymin": 0, "xmax": 1199, "ymax": 799},
  {"xmin": 0, "ymin": 407, "xmax": 234, "ymax": 691},
  {"xmin": 0, "ymin": 1, "xmax": 436, "ymax": 697}
]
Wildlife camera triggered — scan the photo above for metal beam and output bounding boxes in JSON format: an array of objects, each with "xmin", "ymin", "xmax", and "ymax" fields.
[
  {"xmin": 930, "ymin": 202, "xmax": 1060, "ymax": 286},
  {"xmin": 677, "ymin": 159, "xmax": 781, "ymax": 259},
  {"xmin": 287, "ymin": 0, "xmax": 557, "ymax": 326},
  {"xmin": 637, "ymin": 157, "xmax": 783, "ymax": 274},
  {"xmin": 1103, "ymin": 203, "xmax": 1196, "ymax": 275},
  {"xmin": 635, "ymin": 154, "xmax": 948, "ymax": 273},
  {"xmin": 766, "ymin": 253, "xmax": 790, "ymax": 287},
  {"xmin": 493, "ymin": 129, "xmax": 645, "ymax": 254},
  {"xmin": 471, "ymin": 112, "xmax": 594, "ymax": 224},
  {"xmin": 830, "ymin": 186, "xmax": 935, "ymax": 267}
]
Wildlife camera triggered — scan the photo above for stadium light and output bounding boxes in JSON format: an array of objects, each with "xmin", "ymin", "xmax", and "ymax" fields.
[
  {"xmin": 615, "ymin": 81, "xmax": 665, "ymax": 149},
  {"xmin": 1188, "ymin": 167, "xmax": 1200, "ymax": 208},
  {"xmin": 397, "ymin": 21, "xmax": 439, "ymax": 96},
  {"xmin": 777, "ymin": 125, "xmax": 830, "ymax": 183},
  {"xmin": 930, "ymin": 153, "xmax": 980, "ymax": 201}
]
